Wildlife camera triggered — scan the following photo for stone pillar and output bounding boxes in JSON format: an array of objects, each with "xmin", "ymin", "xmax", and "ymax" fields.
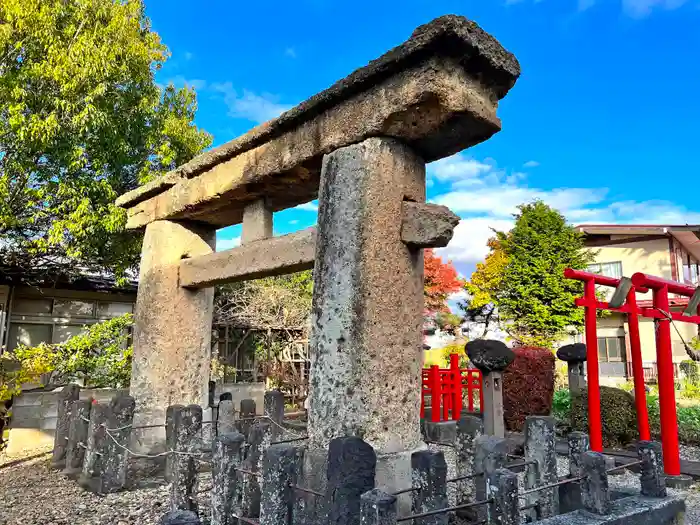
[
  {"xmin": 51, "ymin": 383, "xmax": 81, "ymax": 469},
  {"xmin": 638, "ymin": 441, "xmax": 666, "ymax": 498},
  {"xmin": 455, "ymin": 415, "xmax": 483, "ymax": 506},
  {"xmin": 487, "ymin": 469, "xmax": 519, "ymax": 525},
  {"xmin": 472, "ymin": 436, "xmax": 509, "ymax": 522},
  {"xmin": 580, "ymin": 451, "xmax": 610, "ymax": 515},
  {"xmin": 410, "ymin": 450, "xmax": 448, "ymax": 525},
  {"xmin": 64, "ymin": 399, "xmax": 92, "ymax": 478},
  {"xmin": 556, "ymin": 343, "xmax": 587, "ymax": 393},
  {"xmin": 217, "ymin": 400, "xmax": 237, "ymax": 436},
  {"xmin": 360, "ymin": 489, "xmax": 397, "ymax": 525},
  {"xmin": 242, "ymin": 198, "xmax": 273, "ymax": 244},
  {"xmin": 327, "ymin": 436, "xmax": 377, "ymax": 525},
  {"xmin": 212, "ymin": 432, "xmax": 246, "ymax": 525},
  {"xmin": 567, "ymin": 432, "xmax": 590, "ymax": 478},
  {"xmin": 308, "ymin": 137, "xmax": 426, "ymax": 492},
  {"xmin": 524, "ymin": 416, "xmax": 559, "ymax": 519},
  {"xmin": 241, "ymin": 420, "xmax": 272, "ymax": 518},
  {"xmin": 170, "ymin": 405, "xmax": 203, "ymax": 513},
  {"xmin": 264, "ymin": 390, "xmax": 285, "ymax": 430},
  {"xmin": 101, "ymin": 394, "xmax": 136, "ymax": 493},
  {"xmin": 130, "ymin": 219, "xmax": 214, "ymax": 451},
  {"xmin": 79, "ymin": 402, "xmax": 110, "ymax": 492},
  {"xmin": 465, "ymin": 340, "xmax": 515, "ymax": 438},
  {"xmin": 237, "ymin": 398, "xmax": 257, "ymax": 439},
  {"xmin": 260, "ymin": 443, "xmax": 302, "ymax": 525}
]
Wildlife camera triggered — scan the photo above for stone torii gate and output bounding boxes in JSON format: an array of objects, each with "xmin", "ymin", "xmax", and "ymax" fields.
[{"xmin": 116, "ymin": 14, "xmax": 519, "ymax": 488}]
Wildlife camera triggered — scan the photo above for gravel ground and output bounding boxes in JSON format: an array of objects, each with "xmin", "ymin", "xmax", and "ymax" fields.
[
  {"xmin": 2, "ymin": 444, "xmax": 700, "ymax": 525},
  {"xmin": 0, "ymin": 446, "xmax": 213, "ymax": 525}
]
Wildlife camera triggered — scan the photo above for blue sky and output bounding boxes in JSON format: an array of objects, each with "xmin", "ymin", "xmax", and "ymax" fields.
[{"xmin": 145, "ymin": 0, "xmax": 700, "ymax": 277}]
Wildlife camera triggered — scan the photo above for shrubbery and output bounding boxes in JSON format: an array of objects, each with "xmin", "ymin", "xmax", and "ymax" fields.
[
  {"xmin": 570, "ymin": 386, "xmax": 636, "ymax": 447},
  {"xmin": 503, "ymin": 346, "xmax": 555, "ymax": 431},
  {"xmin": 0, "ymin": 314, "xmax": 133, "ymax": 401}
]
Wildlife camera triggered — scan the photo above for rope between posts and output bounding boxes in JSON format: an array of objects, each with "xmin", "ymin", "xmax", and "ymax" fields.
[
  {"xmin": 101, "ymin": 427, "xmax": 206, "ymax": 460},
  {"xmin": 396, "ymin": 499, "xmax": 493, "ymax": 522}
]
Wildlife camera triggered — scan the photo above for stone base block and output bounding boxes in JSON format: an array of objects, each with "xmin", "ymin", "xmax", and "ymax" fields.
[
  {"xmin": 665, "ymin": 473, "xmax": 693, "ymax": 489},
  {"xmin": 422, "ymin": 420, "xmax": 456, "ymax": 444},
  {"xmin": 374, "ymin": 445, "xmax": 428, "ymax": 515},
  {"xmin": 535, "ymin": 495, "xmax": 684, "ymax": 525}
]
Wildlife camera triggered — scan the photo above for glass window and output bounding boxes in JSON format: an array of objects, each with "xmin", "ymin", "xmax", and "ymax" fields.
[
  {"xmin": 587, "ymin": 262, "xmax": 623, "ymax": 279},
  {"xmin": 52, "ymin": 324, "xmax": 87, "ymax": 343},
  {"xmin": 8, "ymin": 323, "xmax": 52, "ymax": 350},
  {"xmin": 598, "ymin": 336, "xmax": 626, "ymax": 363},
  {"xmin": 12, "ymin": 298, "xmax": 52, "ymax": 315},
  {"xmin": 96, "ymin": 302, "xmax": 133, "ymax": 318},
  {"xmin": 53, "ymin": 299, "xmax": 95, "ymax": 317}
]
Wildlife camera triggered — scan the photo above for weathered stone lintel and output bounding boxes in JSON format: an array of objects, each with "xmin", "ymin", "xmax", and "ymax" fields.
[
  {"xmin": 117, "ymin": 15, "xmax": 518, "ymax": 211},
  {"xmin": 124, "ymin": 55, "xmax": 506, "ymax": 230},
  {"xmin": 179, "ymin": 228, "xmax": 316, "ymax": 289},
  {"xmin": 400, "ymin": 202, "xmax": 459, "ymax": 248}
]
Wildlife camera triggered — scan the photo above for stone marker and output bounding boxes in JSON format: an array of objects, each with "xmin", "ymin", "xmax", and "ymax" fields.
[
  {"xmin": 170, "ymin": 404, "xmax": 203, "ymax": 513},
  {"xmin": 217, "ymin": 400, "xmax": 237, "ymax": 436},
  {"xmin": 327, "ymin": 436, "xmax": 377, "ymax": 525},
  {"xmin": 79, "ymin": 402, "xmax": 110, "ymax": 492},
  {"xmin": 208, "ymin": 381, "xmax": 217, "ymax": 408},
  {"xmin": 241, "ymin": 420, "xmax": 272, "ymax": 518},
  {"xmin": 638, "ymin": 441, "xmax": 666, "ymax": 498},
  {"xmin": 465, "ymin": 340, "xmax": 515, "ymax": 438},
  {"xmin": 524, "ymin": 416, "xmax": 559, "ymax": 519},
  {"xmin": 472, "ymin": 436, "xmax": 509, "ymax": 522},
  {"xmin": 260, "ymin": 443, "xmax": 302, "ymax": 525},
  {"xmin": 487, "ymin": 468, "xmax": 519, "ymax": 525},
  {"xmin": 238, "ymin": 398, "xmax": 256, "ymax": 439},
  {"xmin": 360, "ymin": 489, "xmax": 397, "ymax": 525},
  {"xmin": 264, "ymin": 390, "xmax": 285, "ymax": 439},
  {"xmin": 51, "ymin": 383, "xmax": 81, "ymax": 469},
  {"xmin": 64, "ymin": 399, "xmax": 92, "ymax": 478},
  {"xmin": 455, "ymin": 415, "xmax": 483, "ymax": 507},
  {"xmin": 567, "ymin": 431, "xmax": 590, "ymax": 478},
  {"xmin": 212, "ymin": 432, "xmax": 246, "ymax": 525},
  {"xmin": 556, "ymin": 343, "xmax": 587, "ymax": 393},
  {"xmin": 100, "ymin": 394, "xmax": 136, "ymax": 493},
  {"xmin": 220, "ymin": 392, "xmax": 233, "ymax": 402},
  {"xmin": 411, "ymin": 450, "xmax": 448, "ymax": 525},
  {"xmin": 581, "ymin": 451, "xmax": 610, "ymax": 515}
]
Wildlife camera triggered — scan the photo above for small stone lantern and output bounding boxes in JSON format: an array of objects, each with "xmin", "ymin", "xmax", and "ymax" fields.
[
  {"xmin": 556, "ymin": 343, "xmax": 587, "ymax": 394},
  {"xmin": 465, "ymin": 339, "xmax": 515, "ymax": 438}
]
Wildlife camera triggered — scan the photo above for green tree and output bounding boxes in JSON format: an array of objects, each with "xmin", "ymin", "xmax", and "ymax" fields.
[
  {"xmin": 495, "ymin": 201, "xmax": 595, "ymax": 347},
  {"xmin": 0, "ymin": 0, "xmax": 211, "ymax": 281}
]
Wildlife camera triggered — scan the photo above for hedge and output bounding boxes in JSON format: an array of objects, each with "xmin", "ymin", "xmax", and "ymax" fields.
[
  {"xmin": 502, "ymin": 346, "xmax": 555, "ymax": 431},
  {"xmin": 570, "ymin": 386, "xmax": 636, "ymax": 447}
]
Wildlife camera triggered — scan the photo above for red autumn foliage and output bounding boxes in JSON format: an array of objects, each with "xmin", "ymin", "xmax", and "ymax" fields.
[
  {"xmin": 424, "ymin": 249, "xmax": 462, "ymax": 312},
  {"xmin": 502, "ymin": 346, "xmax": 555, "ymax": 431}
]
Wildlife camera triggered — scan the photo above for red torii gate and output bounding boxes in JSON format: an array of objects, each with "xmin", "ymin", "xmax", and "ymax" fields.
[{"xmin": 566, "ymin": 268, "xmax": 700, "ymax": 477}]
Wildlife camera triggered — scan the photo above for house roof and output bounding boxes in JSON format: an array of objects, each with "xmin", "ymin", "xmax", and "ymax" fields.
[
  {"xmin": 0, "ymin": 265, "xmax": 138, "ymax": 293},
  {"xmin": 576, "ymin": 224, "xmax": 700, "ymax": 262}
]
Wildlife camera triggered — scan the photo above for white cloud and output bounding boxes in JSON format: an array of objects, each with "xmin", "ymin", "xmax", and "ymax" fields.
[
  {"xmin": 289, "ymin": 219, "xmax": 300, "ymax": 225},
  {"xmin": 216, "ymin": 236, "xmax": 241, "ymax": 252},
  {"xmin": 510, "ymin": 0, "xmax": 690, "ymax": 16},
  {"xmin": 429, "ymin": 154, "xmax": 492, "ymax": 183},
  {"xmin": 285, "ymin": 47, "xmax": 297, "ymax": 58},
  {"xmin": 436, "ymin": 217, "xmax": 514, "ymax": 268},
  {"xmin": 211, "ymin": 83, "xmax": 292, "ymax": 124},
  {"xmin": 295, "ymin": 201, "xmax": 318, "ymax": 212},
  {"xmin": 523, "ymin": 160, "xmax": 540, "ymax": 168}
]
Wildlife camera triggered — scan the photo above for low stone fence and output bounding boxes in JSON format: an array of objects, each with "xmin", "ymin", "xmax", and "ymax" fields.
[
  {"xmin": 49, "ymin": 386, "xmax": 684, "ymax": 525},
  {"xmin": 6, "ymin": 382, "xmax": 265, "ymax": 457}
]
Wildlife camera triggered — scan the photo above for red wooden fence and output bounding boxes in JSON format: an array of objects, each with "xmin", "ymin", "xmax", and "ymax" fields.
[{"xmin": 421, "ymin": 353, "xmax": 483, "ymax": 422}]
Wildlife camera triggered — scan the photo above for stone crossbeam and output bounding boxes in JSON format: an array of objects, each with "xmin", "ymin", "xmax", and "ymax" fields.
[
  {"xmin": 178, "ymin": 202, "xmax": 458, "ymax": 289},
  {"xmin": 116, "ymin": 15, "xmax": 519, "ymax": 229}
]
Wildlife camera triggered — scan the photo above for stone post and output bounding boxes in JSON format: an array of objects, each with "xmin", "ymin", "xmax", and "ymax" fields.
[
  {"xmin": 410, "ymin": 450, "xmax": 448, "ymax": 525},
  {"xmin": 455, "ymin": 415, "xmax": 483, "ymax": 506},
  {"xmin": 100, "ymin": 394, "xmax": 136, "ymax": 493},
  {"xmin": 472, "ymin": 436, "xmax": 509, "ymax": 522},
  {"xmin": 567, "ymin": 432, "xmax": 590, "ymax": 478},
  {"xmin": 64, "ymin": 399, "xmax": 92, "ymax": 478},
  {"xmin": 212, "ymin": 432, "xmax": 246, "ymax": 525},
  {"xmin": 79, "ymin": 402, "xmax": 110, "ymax": 492},
  {"xmin": 308, "ymin": 138, "xmax": 428, "ymax": 496},
  {"xmin": 465, "ymin": 340, "xmax": 515, "ymax": 438},
  {"xmin": 170, "ymin": 404, "xmax": 203, "ymax": 513},
  {"xmin": 130, "ymin": 220, "xmax": 214, "ymax": 452},
  {"xmin": 523, "ymin": 416, "xmax": 559, "ymax": 519},
  {"xmin": 166, "ymin": 405, "xmax": 178, "ymax": 483},
  {"xmin": 264, "ymin": 390, "xmax": 285, "ymax": 439},
  {"xmin": 51, "ymin": 383, "xmax": 81, "ymax": 469},
  {"xmin": 241, "ymin": 419, "xmax": 272, "ymax": 519},
  {"xmin": 260, "ymin": 443, "xmax": 302, "ymax": 525},
  {"xmin": 580, "ymin": 451, "xmax": 610, "ymax": 515},
  {"xmin": 208, "ymin": 381, "xmax": 217, "ymax": 408},
  {"xmin": 160, "ymin": 510, "xmax": 202, "ymax": 525},
  {"xmin": 556, "ymin": 344, "xmax": 587, "ymax": 393},
  {"xmin": 360, "ymin": 489, "xmax": 397, "ymax": 525},
  {"xmin": 327, "ymin": 436, "xmax": 377, "ymax": 525},
  {"xmin": 638, "ymin": 441, "xmax": 666, "ymax": 498},
  {"xmin": 218, "ymin": 400, "xmax": 237, "ymax": 436},
  {"xmin": 238, "ymin": 398, "xmax": 257, "ymax": 439},
  {"xmin": 487, "ymin": 468, "xmax": 519, "ymax": 525}
]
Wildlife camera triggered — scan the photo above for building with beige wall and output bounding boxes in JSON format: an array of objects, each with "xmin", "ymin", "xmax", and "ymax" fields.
[{"xmin": 573, "ymin": 225, "xmax": 700, "ymax": 385}]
